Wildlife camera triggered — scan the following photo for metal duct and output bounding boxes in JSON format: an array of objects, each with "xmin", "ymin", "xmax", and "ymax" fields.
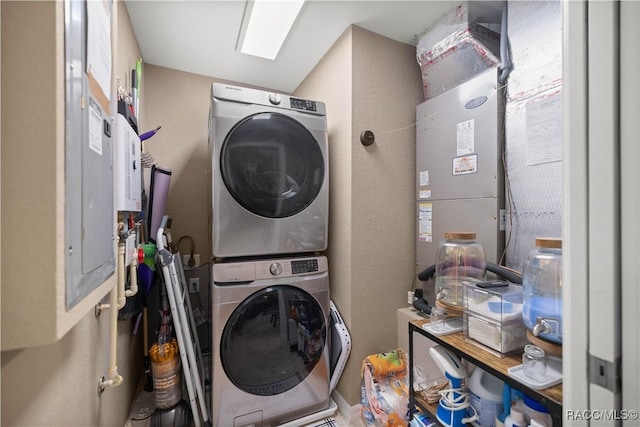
[{"xmin": 416, "ymin": 1, "xmax": 505, "ymax": 99}]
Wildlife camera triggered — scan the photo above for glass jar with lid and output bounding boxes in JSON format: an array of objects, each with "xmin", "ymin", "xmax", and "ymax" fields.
[
  {"xmin": 435, "ymin": 232, "xmax": 486, "ymax": 310},
  {"xmin": 522, "ymin": 344, "xmax": 547, "ymax": 382},
  {"xmin": 522, "ymin": 237, "xmax": 563, "ymax": 344}
]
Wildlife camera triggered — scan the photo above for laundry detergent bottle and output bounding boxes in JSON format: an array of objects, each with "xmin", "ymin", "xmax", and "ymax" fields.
[{"xmin": 467, "ymin": 367, "xmax": 503, "ymax": 427}]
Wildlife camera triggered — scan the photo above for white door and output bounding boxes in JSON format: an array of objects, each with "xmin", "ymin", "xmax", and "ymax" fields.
[
  {"xmin": 620, "ymin": 1, "xmax": 640, "ymax": 424},
  {"xmin": 564, "ymin": 1, "xmax": 640, "ymax": 424}
]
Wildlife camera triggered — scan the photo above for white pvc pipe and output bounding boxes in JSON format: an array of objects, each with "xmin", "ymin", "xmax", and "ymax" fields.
[
  {"xmin": 125, "ymin": 254, "xmax": 138, "ymax": 298},
  {"xmin": 117, "ymin": 242, "xmax": 127, "ymax": 309},
  {"xmin": 100, "ymin": 231, "xmax": 139, "ymax": 391},
  {"xmin": 103, "ymin": 285, "xmax": 123, "ymax": 389}
]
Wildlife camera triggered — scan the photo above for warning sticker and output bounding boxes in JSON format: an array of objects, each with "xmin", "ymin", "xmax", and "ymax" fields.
[
  {"xmin": 456, "ymin": 119, "xmax": 475, "ymax": 155},
  {"xmin": 418, "ymin": 203, "xmax": 432, "ymax": 242},
  {"xmin": 452, "ymin": 154, "xmax": 478, "ymax": 176}
]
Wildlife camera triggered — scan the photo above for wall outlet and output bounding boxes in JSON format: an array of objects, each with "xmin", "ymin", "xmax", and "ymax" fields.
[
  {"xmin": 182, "ymin": 254, "xmax": 200, "ymax": 268},
  {"xmin": 188, "ymin": 277, "xmax": 200, "ymax": 294},
  {"xmin": 192, "ymin": 307, "xmax": 206, "ymax": 327}
]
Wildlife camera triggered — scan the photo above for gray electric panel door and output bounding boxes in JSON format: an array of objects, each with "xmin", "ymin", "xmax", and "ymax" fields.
[
  {"xmin": 416, "ymin": 68, "xmax": 505, "ymax": 268},
  {"xmin": 65, "ymin": 0, "xmax": 115, "ymax": 309}
]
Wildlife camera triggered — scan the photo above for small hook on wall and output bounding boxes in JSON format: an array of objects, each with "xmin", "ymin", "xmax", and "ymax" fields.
[{"xmin": 360, "ymin": 130, "xmax": 375, "ymax": 146}]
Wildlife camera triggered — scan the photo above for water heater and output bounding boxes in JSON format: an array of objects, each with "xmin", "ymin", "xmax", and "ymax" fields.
[{"xmin": 416, "ymin": 68, "xmax": 505, "ymax": 268}]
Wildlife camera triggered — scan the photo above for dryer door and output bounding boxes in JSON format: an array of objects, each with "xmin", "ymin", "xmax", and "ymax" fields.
[
  {"xmin": 220, "ymin": 285, "xmax": 327, "ymax": 396},
  {"xmin": 220, "ymin": 112, "xmax": 325, "ymax": 218}
]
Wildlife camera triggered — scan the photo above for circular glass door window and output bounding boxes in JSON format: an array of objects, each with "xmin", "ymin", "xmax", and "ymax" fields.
[
  {"xmin": 220, "ymin": 112, "xmax": 325, "ymax": 218},
  {"xmin": 220, "ymin": 285, "xmax": 326, "ymax": 396}
]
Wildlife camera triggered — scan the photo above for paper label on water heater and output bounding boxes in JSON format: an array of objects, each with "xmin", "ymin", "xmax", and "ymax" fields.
[
  {"xmin": 453, "ymin": 154, "xmax": 478, "ymax": 175},
  {"xmin": 456, "ymin": 119, "xmax": 475, "ymax": 155},
  {"xmin": 418, "ymin": 203, "xmax": 432, "ymax": 242},
  {"xmin": 419, "ymin": 170, "xmax": 429, "ymax": 186},
  {"xmin": 452, "ymin": 154, "xmax": 478, "ymax": 175},
  {"xmin": 419, "ymin": 190, "xmax": 431, "ymax": 199}
]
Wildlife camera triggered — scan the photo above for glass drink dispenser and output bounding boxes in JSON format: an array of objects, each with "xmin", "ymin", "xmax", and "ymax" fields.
[
  {"xmin": 435, "ymin": 232, "xmax": 487, "ymax": 310},
  {"xmin": 522, "ymin": 237, "xmax": 563, "ymax": 344}
]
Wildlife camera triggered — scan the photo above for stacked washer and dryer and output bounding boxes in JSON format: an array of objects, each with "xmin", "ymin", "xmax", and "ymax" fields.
[{"xmin": 208, "ymin": 83, "xmax": 332, "ymax": 427}]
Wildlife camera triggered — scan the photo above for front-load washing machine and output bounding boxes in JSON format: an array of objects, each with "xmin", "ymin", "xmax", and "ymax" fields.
[
  {"xmin": 209, "ymin": 83, "xmax": 329, "ymax": 258},
  {"xmin": 211, "ymin": 255, "xmax": 330, "ymax": 427}
]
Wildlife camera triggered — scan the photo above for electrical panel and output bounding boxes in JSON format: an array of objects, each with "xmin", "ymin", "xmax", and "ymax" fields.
[{"xmin": 65, "ymin": 0, "xmax": 115, "ymax": 309}]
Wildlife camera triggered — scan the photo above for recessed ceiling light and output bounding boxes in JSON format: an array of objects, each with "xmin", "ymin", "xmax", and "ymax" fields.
[{"xmin": 239, "ymin": 0, "xmax": 305, "ymax": 60}]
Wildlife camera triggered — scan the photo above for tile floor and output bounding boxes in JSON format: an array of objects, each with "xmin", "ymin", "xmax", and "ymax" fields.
[{"xmin": 127, "ymin": 385, "xmax": 358, "ymax": 427}]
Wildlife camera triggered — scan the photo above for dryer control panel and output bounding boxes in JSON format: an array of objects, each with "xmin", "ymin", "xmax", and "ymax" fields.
[
  {"xmin": 290, "ymin": 97, "xmax": 317, "ymax": 112},
  {"xmin": 213, "ymin": 256, "xmax": 328, "ymax": 283},
  {"xmin": 212, "ymin": 82, "xmax": 326, "ymax": 116}
]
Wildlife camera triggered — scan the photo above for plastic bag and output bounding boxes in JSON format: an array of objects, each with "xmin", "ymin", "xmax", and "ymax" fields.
[{"xmin": 360, "ymin": 349, "xmax": 409, "ymax": 426}]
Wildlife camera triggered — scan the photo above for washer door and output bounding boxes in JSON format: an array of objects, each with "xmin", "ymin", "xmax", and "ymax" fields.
[
  {"xmin": 220, "ymin": 285, "xmax": 327, "ymax": 396},
  {"xmin": 220, "ymin": 112, "xmax": 325, "ymax": 218}
]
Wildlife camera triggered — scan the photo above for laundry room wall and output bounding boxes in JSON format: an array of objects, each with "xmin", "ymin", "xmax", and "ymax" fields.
[
  {"xmin": 138, "ymin": 22, "xmax": 421, "ymax": 417},
  {"xmin": 1, "ymin": 2, "xmax": 143, "ymax": 425},
  {"xmin": 140, "ymin": 68, "xmax": 270, "ymax": 264},
  {"xmin": 296, "ymin": 25, "xmax": 422, "ymax": 408}
]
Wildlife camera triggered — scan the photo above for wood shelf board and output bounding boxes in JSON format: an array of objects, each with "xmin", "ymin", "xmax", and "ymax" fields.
[
  {"xmin": 410, "ymin": 319, "xmax": 562, "ymax": 410},
  {"xmin": 413, "ymin": 395, "xmax": 440, "ymax": 423}
]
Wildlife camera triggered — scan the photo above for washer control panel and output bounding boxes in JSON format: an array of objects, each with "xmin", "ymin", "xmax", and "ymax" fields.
[
  {"xmin": 291, "ymin": 258, "xmax": 319, "ymax": 274},
  {"xmin": 269, "ymin": 262, "xmax": 283, "ymax": 276}
]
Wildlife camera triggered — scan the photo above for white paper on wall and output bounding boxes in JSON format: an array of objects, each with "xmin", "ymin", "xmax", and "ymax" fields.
[
  {"xmin": 86, "ymin": 0, "xmax": 112, "ymax": 102},
  {"xmin": 526, "ymin": 93, "xmax": 563, "ymax": 166}
]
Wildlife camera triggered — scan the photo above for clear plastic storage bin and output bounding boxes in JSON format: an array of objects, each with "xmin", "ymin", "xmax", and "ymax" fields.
[{"xmin": 464, "ymin": 281, "xmax": 528, "ymax": 354}]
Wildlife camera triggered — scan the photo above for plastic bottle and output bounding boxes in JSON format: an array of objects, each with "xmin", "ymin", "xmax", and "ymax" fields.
[
  {"xmin": 523, "ymin": 395, "xmax": 552, "ymax": 427},
  {"xmin": 435, "ymin": 232, "xmax": 486, "ymax": 309},
  {"xmin": 467, "ymin": 367, "xmax": 504, "ymax": 427},
  {"xmin": 504, "ymin": 406, "xmax": 526, "ymax": 427}
]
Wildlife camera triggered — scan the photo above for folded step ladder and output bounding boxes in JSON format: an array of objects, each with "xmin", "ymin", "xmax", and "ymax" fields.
[{"xmin": 157, "ymin": 216, "xmax": 210, "ymax": 427}]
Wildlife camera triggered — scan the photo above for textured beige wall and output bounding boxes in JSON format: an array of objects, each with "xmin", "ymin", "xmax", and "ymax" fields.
[
  {"xmin": 296, "ymin": 26, "xmax": 423, "ymax": 406},
  {"xmin": 140, "ymin": 65, "xmax": 271, "ymax": 262},
  {"xmin": 295, "ymin": 27, "xmax": 354, "ymax": 401},
  {"xmin": 1, "ymin": 1, "xmax": 143, "ymax": 425},
  {"xmin": 140, "ymin": 64, "xmax": 213, "ymax": 259},
  {"xmin": 350, "ymin": 24, "xmax": 422, "ymax": 369}
]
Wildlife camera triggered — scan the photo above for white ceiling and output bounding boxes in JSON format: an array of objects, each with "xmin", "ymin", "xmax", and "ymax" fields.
[{"xmin": 123, "ymin": 1, "xmax": 479, "ymax": 93}]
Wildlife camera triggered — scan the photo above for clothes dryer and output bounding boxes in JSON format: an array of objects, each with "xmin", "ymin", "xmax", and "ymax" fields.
[
  {"xmin": 209, "ymin": 83, "xmax": 329, "ymax": 258},
  {"xmin": 211, "ymin": 255, "xmax": 330, "ymax": 427}
]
